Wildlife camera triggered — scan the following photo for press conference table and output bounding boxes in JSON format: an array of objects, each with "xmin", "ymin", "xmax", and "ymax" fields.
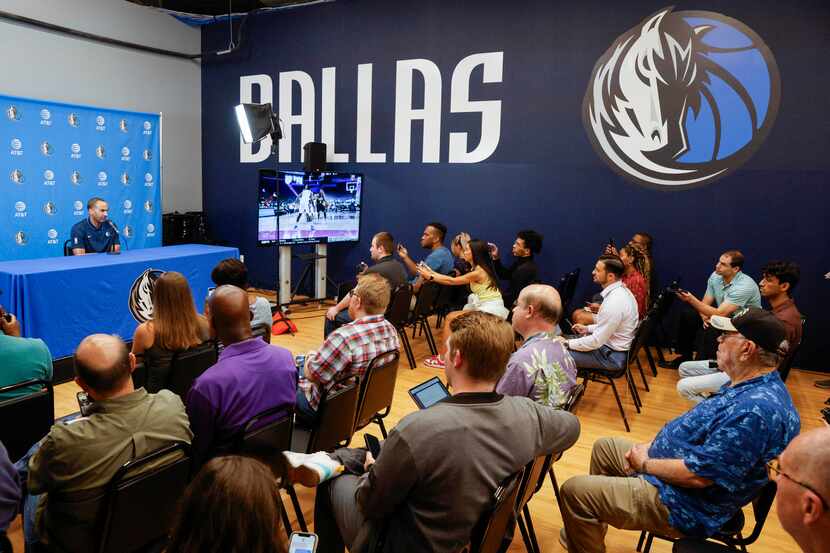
[{"xmin": 0, "ymin": 244, "xmax": 239, "ymax": 359}]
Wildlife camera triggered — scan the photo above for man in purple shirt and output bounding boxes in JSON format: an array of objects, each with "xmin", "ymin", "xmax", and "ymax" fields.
[
  {"xmin": 497, "ymin": 284, "xmax": 577, "ymax": 408},
  {"xmin": 186, "ymin": 285, "xmax": 297, "ymax": 467},
  {"xmin": 0, "ymin": 440, "xmax": 20, "ymax": 532}
]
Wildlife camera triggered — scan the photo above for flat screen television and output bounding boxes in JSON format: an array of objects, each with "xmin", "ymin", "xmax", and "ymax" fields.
[{"xmin": 257, "ymin": 169, "xmax": 363, "ymax": 245}]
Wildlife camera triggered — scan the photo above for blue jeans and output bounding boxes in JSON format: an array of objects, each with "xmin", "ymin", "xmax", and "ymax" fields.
[
  {"xmin": 569, "ymin": 345, "xmax": 627, "ymax": 371},
  {"xmin": 324, "ymin": 310, "xmax": 353, "ymax": 338},
  {"xmin": 15, "ymin": 441, "xmax": 42, "ymax": 549}
]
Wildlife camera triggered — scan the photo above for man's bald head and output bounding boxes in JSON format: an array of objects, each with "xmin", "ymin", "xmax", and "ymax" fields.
[
  {"xmin": 783, "ymin": 428, "xmax": 830, "ymax": 500},
  {"xmin": 520, "ymin": 284, "xmax": 562, "ymax": 323},
  {"xmin": 74, "ymin": 334, "xmax": 132, "ymax": 394},
  {"xmin": 208, "ymin": 285, "xmax": 253, "ymax": 344}
]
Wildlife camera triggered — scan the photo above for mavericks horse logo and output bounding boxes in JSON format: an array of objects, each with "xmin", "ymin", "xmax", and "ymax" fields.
[
  {"xmin": 583, "ymin": 8, "xmax": 780, "ymax": 189},
  {"xmin": 128, "ymin": 268, "xmax": 165, "ymax": 323}
]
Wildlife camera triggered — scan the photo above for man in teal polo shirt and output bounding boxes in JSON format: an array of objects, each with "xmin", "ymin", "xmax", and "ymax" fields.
[
  {"xmin": 0, "ymin": 311, "xmax": 52, "ymax": 399},
  {"xmin": 70, "ymin": 197, "xmax": 120, "ymax": 255},
  {"xmin": 674, "ymin": 250, "xmax": 761, "ymax": 363}
]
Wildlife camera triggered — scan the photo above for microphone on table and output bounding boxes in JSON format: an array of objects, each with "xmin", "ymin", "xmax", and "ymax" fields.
[{"xmin": 107, "ymin": 219, "xmax": 122, "ymax": 254}]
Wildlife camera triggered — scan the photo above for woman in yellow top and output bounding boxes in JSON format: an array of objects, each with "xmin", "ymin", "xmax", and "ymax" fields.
[{"xmin": 417, "ymin": 239, "xmax": 509, "ymax": 368}]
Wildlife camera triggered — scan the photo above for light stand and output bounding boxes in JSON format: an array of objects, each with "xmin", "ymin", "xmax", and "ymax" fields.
[{"xmin": 235, "ymin": 102, "xmax": 293, "ymax": 325}]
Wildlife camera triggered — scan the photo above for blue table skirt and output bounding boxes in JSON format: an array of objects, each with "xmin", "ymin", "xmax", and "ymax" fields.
[{"xmin": 0, "ymin": 244, "xmax": 239, "ymax": 358}]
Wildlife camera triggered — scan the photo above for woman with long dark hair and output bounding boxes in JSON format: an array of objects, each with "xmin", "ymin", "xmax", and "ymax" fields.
[
  {"xmin": 417, "ymin": 239, "xmax": 509, "ymax": 368},
  {"xmin": 131, "ymin": 271, "xmax": 210, "ymax": 392},
  {"xmin": 166, "ymin": 456, "xmax": 287, "ymax": 553}
]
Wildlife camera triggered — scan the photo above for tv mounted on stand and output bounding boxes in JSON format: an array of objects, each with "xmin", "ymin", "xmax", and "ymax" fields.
[{"xmin": 257, "ymin": 169, "xmax": 363, "ymax": 246}]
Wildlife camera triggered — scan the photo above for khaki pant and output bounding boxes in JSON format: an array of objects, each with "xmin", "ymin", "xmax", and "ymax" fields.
[{"xmin": 560, "ymin": 437, "xmax": 683, "ymax": 553}]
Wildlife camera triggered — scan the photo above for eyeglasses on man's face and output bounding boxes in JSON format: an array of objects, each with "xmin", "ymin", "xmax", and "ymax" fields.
[{"xmin": 767, "ymin": 457, "xmax": 829, "ymax": 510}]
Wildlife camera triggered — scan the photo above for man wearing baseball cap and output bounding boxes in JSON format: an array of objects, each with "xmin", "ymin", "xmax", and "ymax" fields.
[{"xmin": 559, "ymin": 307, "xmax": 800, "ymax": 553}]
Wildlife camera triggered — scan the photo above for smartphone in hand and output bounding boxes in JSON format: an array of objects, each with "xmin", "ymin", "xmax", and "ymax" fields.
[
  {"xmin": 288, "ymin": 532, "xmax": 319, "ymax": 553},
  {"xmin": 364, "ymin": 433, "xmax": 381, "ymax": 458}
]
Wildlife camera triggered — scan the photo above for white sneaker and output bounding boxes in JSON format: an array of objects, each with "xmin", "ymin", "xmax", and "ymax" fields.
[{"xmin": 282, "ymin": 451, "xmax": 344, "ymax": 487}]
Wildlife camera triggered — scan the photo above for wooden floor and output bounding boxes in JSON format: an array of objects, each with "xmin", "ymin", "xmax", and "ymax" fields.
[{"xmin": 8, "ymin": 302, "xmax": 828, "ymax": 552}]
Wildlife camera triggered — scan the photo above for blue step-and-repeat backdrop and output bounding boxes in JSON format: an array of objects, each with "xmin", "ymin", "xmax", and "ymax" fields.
[{"xmin": 0, "ymin": 94, "xmax": 161, "ymax": 260}]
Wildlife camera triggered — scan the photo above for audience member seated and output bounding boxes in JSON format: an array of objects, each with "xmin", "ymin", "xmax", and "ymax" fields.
[
  {"xmin": 677, "ymin": 261, "xmax": 803, "ymax": 403},
  {"xmin": 559, "ymin": 308, "xmax": 800, "ymax": 553},
  {"xmin": 166, "ymin": 455, "xmax": 287, "ymax": 553},
  {"xmin": 771, "ymin": 427, "xmax": 830, "ymax": 553},
  {"xmin": 16, "ymin": 334, "xmax": 192, "ymax": 552},
  {"xmin": 608, "ymin": 231, "xmax": 656, "ymax": 306},
  {"xmin": 450, "ymin": 232, "xmax": 472, "ymax": 276},
  {"xmin": 186, "ymin": 285, "xmax": 296, "ymax": 468},
  {"xmin": 283, "ymin": 311, "xmax": 581, "ymax": 553},
  {"xmin": 565, "ymin": 255, "xmax": 638, "ymax": 372},
  {"xmin": 0, "ymin": 441, "xmax": 19, "ymax": 534},
  {"xmin": 325, "ymin": 231, "xmax": 407, "ymax": 337},
  {"xmin": 572, "ymin": 245, "xmax": 649, "ymax": 325},
  {"xmin": 491, "ymin": 229, "xmax": 544, "ymax": 309},
  {"xmin": 131, "ymin": 271, "xmax": 211, "ymax": 393},
  {"xmin": 395, "ymin": 221, "xmax": 454, "ymax": 293},
  {"xmin": 0, "ymin": 310, "xmax": 53, "ymax": 400},
  {"xmin": 672, "ymin": 249, "xmax": 762, "ymax": 366},
  {"xmin": 418, "ymin": 239, "xmax": 510, "ymax": 369},
  {"xmin": 211, "ymin": 258, "xmax": 273, "ymax": 328},
  {"xmin": 497, "ymin": 285, "xmax": 577, "ymax": 408},
  {"xmin": 297, "ymin": 274, "xmax": 399, "ymax": 427}
]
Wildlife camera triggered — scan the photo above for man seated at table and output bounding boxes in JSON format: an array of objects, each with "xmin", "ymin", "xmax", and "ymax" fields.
[
  {"xmin": 297, "ymin": 273, "xmax": 399, "ymax": 427},
  {"xmin": 324, "ymin": 231, "xmax": 407, "ymax": 337},
  {"xmin": 558, "ymin": 308, "xmax": 800, "ymax": 553},
  {"xmin": 0, "ymin": 308, "xmax": 53, "ymax": 400},
  {"xmin": 17, "ymin": 334, "xmax": 192, "ymax": 552},
  {"xmin": 70, "ymin": 197, "xmax": 120, "ymax": 255},
  {"xmin": 186, "ymin": 285, "xmax": 297, "ymax": 468},
  {"xmin": 497, "ymin": 284, "xmax": 577, "ymax": 408}
]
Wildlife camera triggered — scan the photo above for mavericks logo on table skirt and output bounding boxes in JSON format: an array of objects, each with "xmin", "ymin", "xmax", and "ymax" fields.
[
  {"xmin": 128, "ymin": 268, "xmax": 165, "ymax": 323},
  {"xmin": 582, "ymin": 7, "xmax": 780, "ymax": 189}
]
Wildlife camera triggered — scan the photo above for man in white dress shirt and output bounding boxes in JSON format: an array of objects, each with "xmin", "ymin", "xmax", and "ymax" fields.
[{"xmin": 565, "ymin": 254, "xmax": 639, "ymax": 370}]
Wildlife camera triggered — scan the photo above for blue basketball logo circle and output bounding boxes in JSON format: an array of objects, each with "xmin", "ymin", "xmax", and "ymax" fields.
[{"xmin": 583, "ymin": 7, "xmax": 781, "ymax": 189}]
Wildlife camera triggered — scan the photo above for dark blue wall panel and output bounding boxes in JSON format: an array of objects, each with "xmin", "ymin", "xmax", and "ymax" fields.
[{"xmin": 201, "ymin": 0, "xmax": 830, "ymax": 368}]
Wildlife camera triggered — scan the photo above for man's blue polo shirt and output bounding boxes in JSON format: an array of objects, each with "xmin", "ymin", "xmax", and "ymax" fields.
[
  {"xmin": 70, "ymin": 218, "xmax": 119, "ymax": 253},
  {"xmin": 704, "ymin": 271, "xmax": 761, "ymax": 309},
  {"xmin": 644, "ymin": 371, "xmax": 799, "ymax": 537}
]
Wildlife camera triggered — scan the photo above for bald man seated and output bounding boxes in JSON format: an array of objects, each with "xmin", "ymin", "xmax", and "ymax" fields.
[
  {"xmin": 772, "ymin": 427, "xmax": 830, "ymax": 553},
  {"xmin": 16, "ymin": 334, "xmax": 192, "ymax": 553},
  {"xmin": 186, "ymin": 285, "xmax": 297, "ymax": 468}
]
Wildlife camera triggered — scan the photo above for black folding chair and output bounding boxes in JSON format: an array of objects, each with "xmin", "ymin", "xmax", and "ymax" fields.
[
  {"xmin": 354, "ymin": 351, "xmax": 400, "ymax": 439},
  {"xmin": 468, "ymin": 467, "xmax": 526, "ymax": 553},
  {"xmin": 578, "ymin": 347, "xmax": 640, "ymax": 433},
  {"xmin": 0, "ymin": 379, "xmax": 54, "ymax": 462},
  {"xmin": 408, "ymin": 282, "xmax": 441, "ymax": 355},
  {"xmin": 673, "ymin": 539, "xmax": 737, "ymax": 553},
  {"xmin": 627, "ymin": 314, "xmax": 658, "ymax": 396},
  {"xmin": 232, "ymin": 405, "xmax": 303, "ymax": 534},
  {"xmin": 63, "ymin": 239, "xmax": 74, "ymax": 256},
  {"xmin": 515, "ymin": 455, "xmax": 555, "ymax": 553},
  {"xmin": 291, "ymin": 374, "xmax": 360, "ymax": 455},
  {"xmin": 638, "ymin": 480, "xmax": 778, "ymax": 553},
  {"xmin": 433, "ymin": 284, "xmax": 456, "ymax": 328},
  {"xmin": 97, "ymin": 442, "xmax": 192, "ymax": 553},
  {"xmin": 549, "ymin": 383, "xmax": 585, "ymax": 512},
  {"xmin": 385, "ymin": 285, "xmax": 416, "ymax": 369},
  {"xmin": 166, "ymin": 341, "xmax": 218, "ymax": 399}
]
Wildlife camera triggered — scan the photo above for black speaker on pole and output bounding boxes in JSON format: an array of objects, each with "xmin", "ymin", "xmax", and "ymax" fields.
[{"xmin": 303, "ymin": 142, "xmax": 327, "ymax": 173}]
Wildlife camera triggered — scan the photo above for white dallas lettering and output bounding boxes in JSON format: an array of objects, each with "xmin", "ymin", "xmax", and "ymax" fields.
[
  {"xmin": 394, "ymin": 59, "xmax": 442, "ymax": 163},
  {"xmin": 449, "ymin": 52, "xmax": 503, "ymax": 163},
  {"xmin": 278, "ymin": 71, "xmax": 315, "ymax": 164},
  {"xmin": 239, "ymin": 51, "xmax": 503, "ymax": 164},
  {"xmin": 239, "ymin": 74, "xmax": 273, "ymax": 163}
]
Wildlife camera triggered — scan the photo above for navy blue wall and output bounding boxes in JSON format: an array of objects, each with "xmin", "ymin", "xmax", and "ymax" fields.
[{"xmin": 201, "ymin": 0, "xmax": 830, "ymax": 368}]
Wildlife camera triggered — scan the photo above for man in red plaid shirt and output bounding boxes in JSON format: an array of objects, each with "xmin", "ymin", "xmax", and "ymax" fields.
[{"xmin": 296, "ymin": 273, "xmax": 400, "ymax": 426}]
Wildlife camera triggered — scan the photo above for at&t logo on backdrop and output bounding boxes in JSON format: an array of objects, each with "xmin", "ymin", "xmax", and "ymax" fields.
[
  {"xmin": 121, "ymin": 146, "xmax": 131, "ymax": 161},
  {"xmin": 97, "ymin": 171, "xmax": 108, "ymax": 186},
  {"xmin": 123, "ymin": 199, "xmax": 133, "ymax": 214},
  {"xmin": 70, "ymin": 143, "xmax": 82, "ymax": 159},
  {"xmin": 14, "ymin": 201, "xmax": 27, "ymax": 218},
  {"xmin": 583, "ymin": 7, "xmax": 781, "ymax": 189},
  {"xmin": 96, "ymin": 115, "xmax": 106, "ymax": 131},
  {"xmin": 73, "ymin": 200, "xmax": 84, "ymax": 215},
  {"xmin": 146, "ymin": 223, "xmax": 156, "ymax": 237},
  {"xmin": 10, "ymin": 138, "xmax": 23, "ymax": 156},
  {"xmin": 40, "ymin": 109, "xmax": 52, "ymax": 126},
  {"xmin": 43, "ymin": 169, "xmax": 55, "ymax": 186},
  {"xmin": 144, "ymin": 173, "xmax": 154, "ymax": 186},
  {"xmin": 47, "ymin": 229, "xmax": 59, "ymax": 244}
]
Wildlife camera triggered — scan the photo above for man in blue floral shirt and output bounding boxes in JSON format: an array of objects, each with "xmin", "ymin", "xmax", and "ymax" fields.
[
  {"xmin": 559, "ymin": 307, "xmax": 800, "ymax": 553},
  {"xmin": 497, "ymin": 285, "xmax": 576, "ymax": 408}
]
